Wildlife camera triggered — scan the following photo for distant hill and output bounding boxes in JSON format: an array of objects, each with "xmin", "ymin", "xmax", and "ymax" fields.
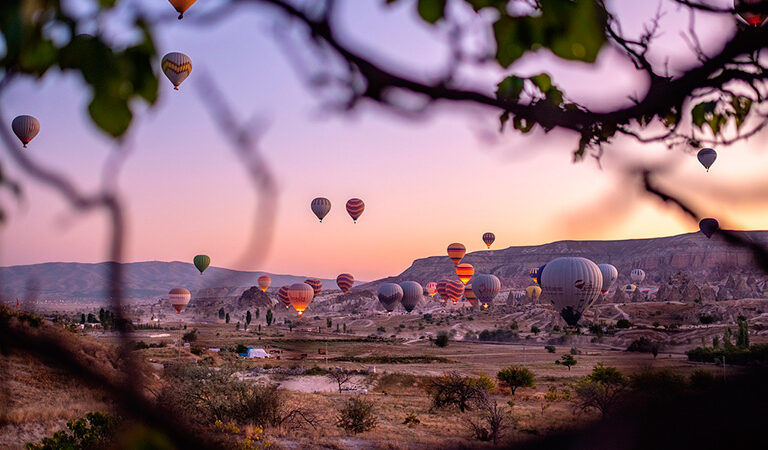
[
  {"xmin": 0, "ymin": 261, "xmax": 337, "ymax": 301},
  {"xmin": 360, "ymin": 231, "xmax": 768, "ymax": 290}
]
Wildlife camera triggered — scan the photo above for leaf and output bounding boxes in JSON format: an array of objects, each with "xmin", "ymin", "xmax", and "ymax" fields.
[
  {"xmin": 495, "ymin": 76, "xmax": 525, "ymax": 102},
  {"xmin": 417, "ymin": 0, "xmax": 447, "ymax": 24},
  {"xmin": 730, "ymin": 96, "xmax": 752, "ymax": 130},
  {"xmin": 661, "ymin": 107, "xmax": 680, "ymax": 128},
  {"xmin": 499, "ymin": 111, "xmax": 510, "ymax": 131},
  {"xmin": 513, "ymin": 115, "xmax": 535, "ymax": 133},
  {"xmin": 530, "ymin": 73, "xmax": 553, "ymax": 92},
  {"xmin": 88, "ymin": 92, "xmax": 132, "ymax": 137},
  {"xmin": 691, "ymin": 101, "xmax": 716, "ymax": 130}
]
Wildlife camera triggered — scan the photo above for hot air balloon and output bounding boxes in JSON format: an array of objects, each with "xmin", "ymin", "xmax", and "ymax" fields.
[
  {"xmin": 311, "ymin": 197, "xmax": 331, "ymax": 222},
  {"xmin": 304, "ymin": 279, "xmax": 322, "ymax": 297},
  {"xmin": 193, "ymin": 255, "xmax": 210, "ymax": 274},
  {"xmin": 437, "ymin": 279, "xmax": 450, "ymax": 302},
  {"xmin": 447, "ymin": 243, "xmax": 466, "ymax": 266},
  {"xmin": 399, "ymin": 281, "xmax": 423, "ymax": 313},
  {"xmin": 526, "ymin": 285, "xmax": 542, "ymax": 301},
  {"xmin": 169, "ymin": 0, "xmax": 197, "ymax": 19},
  {"xmin": 537, "ymin": 264, "xmax": 547, "ymax": 288},
  {"xmin": 482, "ymin": 232, "xmax": 495, "ymax": 249},
  {"xmin": 12, "ymin": 115, "xmax": 40, "ymax": 148},
  {"xmin": 377, "ymin": 283, "xmax": 403, "ymax": 313},
  {"xmin": 623, "ymin": 284, "xmax": 637, "ymax": 293},
  {"xmin": 288, "ymin": 283, "xmax": 314, "ymax": 315},
  {"xmin": 161, "ymin": 52, "xmax": 192, "ymax": 90},
  {"xmin": 529, "ymin": 267, "xmax": 539, "ymax": 285},
  {"xmin": 426, "ymin": 282, "xmax": 437, "ymax": 297},
  {"xmin": 445, "ymin": 280, "xmax": 465, "ymax": 305},
  {"xmin": 168, "ymin": 288, "xmax": 191, "ymax": 313},
  {"xmin": 278, "ymin": 286, "xmax": 291, "ymax": 308},
  {"xmin": 258, "ymin": 275, "xmax": 271, "ymax": 292},
  {"xmin": 630, "ymin": 269, "xmax": 646, "ymax": 284},
  {"xmin": 336, "ymin": 273, "xmax": 354, "ymax": 294},
  {"xmin": 699, "ymin": 218, "xmax": 719, "ymax": 239},
  {"xmin": 464, "ymin": 283, "xmax": 478, "ymax": 307},
  {"xmin": 540, "ymin": 257, "xmax": 602, "ymax": 326},
  {"xmin": 456, "ymin": 263, "xmax": 474, "ymax": 285},
  {"xmin": 597, "ymin": 264, "xmax": 618, "ymax": 294},
  {"xmin": 735, "ymin": 0, "xmax": 768, "ymax": 26},
  {"xmin": 697, "ymin": 148, "xmax": 717, "ymax": 172},
  {"xmin": 473, "ymin": 274, "xmax": 501, "ymax": 309},
  {"xmin": 345, "ymin": 198, "xmax": 365, "ymax": 223}
]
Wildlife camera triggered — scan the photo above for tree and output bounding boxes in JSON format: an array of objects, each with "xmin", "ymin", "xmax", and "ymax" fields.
[
  {"xmin": 328, "ymin": 369, "xmax": 354, "ymax": 393},
  {"xmin": 218, "ymin": 308, "xmax": 225, "ymax": 320},
  {"xmin": 435, "ymin": 331, "xmax": 450, "ymax": 348},
  {"xmin": 182, "ymin": 329, "xmax": 197, "ymax": 343},
  {"xmin": 737, "ymin": 317, "xmax": 750, "ymax": 348},
  {"xmin": 80, "ymin": 313, "xmax": 85, "ymax": 325},
  {"xmin": 225, "ymin": 313, "xmax": 230, "ymax": 324},
  {"xmin": 616, "ymin": 319, "xmax": 632, "ymax": 329},
  {"xmin": 497, "ymin": 366, "xmax": 535, "ymax": 395},
  {"xmin": 246, "ymin": 311, "xmax": 252, "ymax": 330},
  {"xmin": 255, "ymin": 308, "xmax": 260, "ymax": 320},
  {"xmin": 574, "ymin": 363, "xmax": 627, "ymax": 417},
  {"xmin": 236, "ymin": 322, "xmax": 240, "ymax": 331},
  {"xmin": 336, "ymin": 397, "xmax": 377, "ymax": 434},
  {"xmin": 327, "ymin": 318, "xmax": 332, "ymax": 329},
  {"xmin": 266, "ymin": 309, "xmax": 273, "ymax": 327},
  {"xmin": 343, "ymin": 323, "xmax": 347, "ymax": 333},
  {"xmin": 530, "ymin": 325, "xmax": 540, "ymax": 334},
  {"xmin": 556, "ymin": 354, "xmax": 577, "ymax": 371},
  {"xmin": 427, "ymin": 372, "xmax": 489, "ymax": 413},
  {"xmin": 466, "ymin": 392, "xmax": 509, "ymax": 445}
]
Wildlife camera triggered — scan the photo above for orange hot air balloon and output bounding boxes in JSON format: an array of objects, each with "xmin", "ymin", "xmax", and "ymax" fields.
[
  {"xmin": 278, "ymin": 286, "xmax": 291, "ymax": 308},
  {"xmin": 464, "ymin": 283, "xmax": 478, "ymax": 307},
  {"xmin": 345, "ymin": 198, "xmax": 365, "ymax": 223},
  {"xmin": 336, "ymin": 273, "xmax": 354, "ymax": 294},
  {"xmin": 169, "ymin": 0, "xmax": 197, "ymax": 19},
  {"xmin": 482, "ymin": 232, "xmax": 495, "ymax": 249},
  {"xmin": 168, "ymin": 288, "xmax": 191, "ymax": 313},
  {"xmin": 436, "ymin": 279, "xmax": 450, "ymax": 302},
  {"xmin": 257, "ymin": 275, "xmax": 271, "ymax": 292},
  {"xmin": 304, "ymin": 279, "xmax": 322, "ymax": 297},
  {"xmin": 288, "ymin": 283, "xmax": 314, "ymax": 315},
  {"xmin": 445, "ymin": 280, "xmax": 465, "ymax": 304},
  {"xmin": 426, "ymin": 282, "xmax": 437, "ymax": 297},
  {"xmin": 456, "ymin": 263, "xmax": 474, "ymax": 285},
  {"xmin": 447, "ymin": 243, "xmax": 466, "ymax": 266}
]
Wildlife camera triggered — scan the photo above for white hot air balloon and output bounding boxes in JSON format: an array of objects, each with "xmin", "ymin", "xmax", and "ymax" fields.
[
  {"xmin": 597, "ymin": 264, "xmax": 618, "ymax": 295},
  {"xmin": 540, "ymin": 257, "xmax": 602, "ymax": 326},
  {"xmin": 630, "ymin": 269, "xmax": 646, "ymax": 284},
  {"xmin": 377, "ymin": 283, "xmax": 403, "ymax": 313},
  {"xmin": 472, "ymin": 274, "xmax": 501, "ymax": 309},
  {"xmin": 168, "ymin": 288, "xmax": 191, "ymax": 313},
  {"xmin": 399, "ymin": 281, "xmax": 423, "ymax": 313},
  {"xmin": 161, "ymin": 52, "xmax": 192, "ymax": 90}
]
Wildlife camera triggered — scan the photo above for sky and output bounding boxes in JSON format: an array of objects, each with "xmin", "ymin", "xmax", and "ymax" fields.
[{"xmin": 2, "ymin": 0, "xmax": 768, "ymax": 281}]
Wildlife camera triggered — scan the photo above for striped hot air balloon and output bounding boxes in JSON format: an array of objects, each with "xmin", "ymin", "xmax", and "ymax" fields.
[
  {"xmin": 456, "ymin": 263, "xmax": 474, "ymax": 285},
  {"xmin": 12, "ymin": 115, "xmax": 40, "ymax": 148},
  {"xmin": 482, "ymin": 232, "xmax": 495, "ymax": 249},
  {"xmin": 437, "ymin": 279, "xmax": 450, "ymax": 302},
  {"xmin": 311, "ymin": 197, "xmax": 331, "ymax": 222},
  {"xmin": 399, "ymin": 281, "xmax": 423, "ymax": 313},
  {"xmin": 464, "ymin": 283, "xmax": 478, "ymax": 307},
  {"xmin": 304, "ymin": 279, "xmax": 322, "ymax": 297},
  {"xmin": 193, "ymin": 255, "xmax": 210, "ymax": 274},
  {"xmin": 278, "ymin": 286, "xmax": 291, "ymax": 308},
  {"xmin": 426, "ymin": 282, "xmax": 437, "ymax": 297},
  {"xmin": 168, "ymin": 288, "xmax": 191, "ymax": 313},
  {"xmin": 474, "ymin": 274, "xmax": 501, "ymax": 309},
  {"xmin": 345, "ymin": 198, "xmax": 365, "ymax": 223},
  {"xmin": 445, "ymin": 280, "xmax": 465, "ymax": 304},
  {"xmin": 447, "ymin": 243, "xmax": 466, "ymax": 266},
  {"xmin": 161, "ymin": 52, "xmax": 192, "ymax": 90},
  {"xmin": 169, "ymin": 0, "xmax": 197, "ymax": 19},
  {"xmin": 337, "ymin": 273, "xmax": 354, "ymax": 294},
  {"xmin": 378, "ymin": 283, "xmax": 403, "ymax": 313},
  {"xmin": 288, "ymin": 283, "xmax": 314, "ymax": 315},
  {"xmin": 258, "ymin": 275, "xmax": 271, "ymax": 292}
]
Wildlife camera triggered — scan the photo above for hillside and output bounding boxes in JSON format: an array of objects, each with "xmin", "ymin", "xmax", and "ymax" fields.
[{"xmin": 0, "ymin": 261, "xmax": 337, "ymax": 301}]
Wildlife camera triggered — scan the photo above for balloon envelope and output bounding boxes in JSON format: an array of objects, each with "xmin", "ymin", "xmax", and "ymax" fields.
[
  {"xmin": 278, "ymin": 286, "xmax": 291, "ymax": 308},
  {"xmin": 697, "ymin": 148, "xmax": 717, "ymax": 172},
  {"xmin": 288, "ymin": 283, "xmax": 314, "ymax": 315},
  {"xmin": 444, "ymin": 280, "xmax": 465, "ymax": 304},
  {"xmin": 336, "ymin": 273, "xmax": 354, "ymax": 294},
  {"xmin": 12, "ymin": 115, "xmax": 40, "ymax": 148},
  {"xmin": 464, "ymin": 283, "xmax": 478, "ymax": 307},
  {"xmin": 399, "ymin": 281, "xmax": 423, "ymax": 313},
  {"xmin": 699, "ymin": 218, "xmax": 719, "ymax": 239},
  {"xmin": 311, "ymin": 197, "xmax": 331, "ymax": 222},
  {"xmin": 426, "ymin": 282, "xmax": 438, "ymax": 297},
  {"xmin": 540, "ymin": 257, "xmax": 602, "ymax": 326},
  {"xmin": 304, "ymin": 279, "xmax": 322, "ymax": 297},
  {"xmin": 537, "ymin": 264, "xmax": 547, "ymax": 288},
  {"xmin": 473, "ymin": 274, "xmax": 501, "ymax": 308},
  {"xmin": 456, "ymin": 263, "xmax": 474, "ymax": 285},
  {"xmin": 526, "ymin": 285, "xmax": 542, "ymax": 300},
  {"xmin": 168, "ymin": 288, "xmax": 191, "ymax": 313},
  {"xmin": 258, "ymin": 275, "xmax": 271, "ymax": 292},
  {"xmin": 161, "ymin": 52, "xmax": 192, "ymax": 90},
  {"xmin": 623, "ymin": 284, "xmax": 637, "ymax": 293},
  {"xmin": 630, "ymin": 269, "xmax": 646, "ymax": 284},
  {"xmin": 169, "ymin": 0, "xmax": 197, "ymax": 19},
  {"xmin": 345, "ymin": 198, "xmax": 365, "ymax": 223},
  {"xmin": 482, "ymin": 232, "xmax": 495, "ymax": 249},
  {"xmin": 597, "ymin": 264, "xmax": 618, "ymax": 294},
  {"xmin": 378, "ymin": 283, "xmax": 403, "ymax": 312},
  {"xmin": 447, "ymin": 243, "xmax": 466, "ymax": 266},
  {"xmin": 193, "ymin": 255, "xmax": 210, "ymax": 274},
  {"xmin": 437, "ymin": 279, "xmax": 450, "ymax": 302}
]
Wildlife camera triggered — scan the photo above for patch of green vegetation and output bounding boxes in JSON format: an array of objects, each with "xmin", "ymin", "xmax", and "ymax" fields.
[{"xmin": 332, "ymin": 355, "xmax": 450, "ymax": 364}]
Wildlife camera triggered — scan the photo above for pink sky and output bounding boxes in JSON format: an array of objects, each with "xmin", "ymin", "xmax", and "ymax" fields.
[{"xmin": 2, "ymin": 0, "xmax": 768, "ymax": 281}]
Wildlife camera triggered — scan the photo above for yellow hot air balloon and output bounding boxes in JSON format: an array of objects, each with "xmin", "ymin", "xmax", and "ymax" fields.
[
  {"xmin": 447, "ymin": 243, "xmax": 466, "ymax": 266},
  {"xmin": 169, "ymin": 0, "xmax": 197, "ymax": 19},
  {"xmin": 161, "ymin": 53, "xmax": 192, "ymax": 90},
  {"xmin": 525, "ymin": 285, "xmax": 542, "ymax": 300},
  {"xmin": 288, "ymin": 283, "xmax": 314, "ymax": 315},
  {"xmin": 455, "ymin": 263, "xmax": 474, "ymax": 285},
  {"xmin": 258, "ymin": 275, "xmax": 271, "ymax": 292}
]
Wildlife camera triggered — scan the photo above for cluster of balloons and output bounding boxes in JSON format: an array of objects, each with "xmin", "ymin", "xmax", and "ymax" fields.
[
  {"xmin": 694, "ymin": 148, "xmax": 722, "ymax": 240},
  {"xmin": 311, "ymin": 197, "xmax": 366, "ymax": 223}
]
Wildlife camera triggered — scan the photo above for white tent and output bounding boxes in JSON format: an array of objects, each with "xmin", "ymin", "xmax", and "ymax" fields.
[{"xmin": 246, "ymin": 347, "xmax": 270, "ymax": 359}]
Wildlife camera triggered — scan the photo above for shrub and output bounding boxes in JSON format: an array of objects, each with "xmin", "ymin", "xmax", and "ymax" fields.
[
  {"xmin": 616, "ymin": 319, "xmax": 632, "ymax": 329},
  {"xmin": 574, "ymin": 363, "xmax": 627, "ymax": 417},
  {"xmin": 435, "ymin": 331, "xmax": 450, "ymax": 347},
  {"xmin": 304, "ymin": 366, "xmax": 327, "ymax": 376},
  {"xmin": 403, "ymin": 412, "xmax": 420, "ymax": 427},
  {"xmin": 544, "ymin": 345, "xmax": 556, "ymax": 353},
  {"xmin": 336, "ymin": 397, "xmax": 377, "ymax": 434},
  {"xmin": 376, "ymin": 326, "xmax": 386, "ymax": 333},
  {"xmin": 689, "ymin": 369, "xmax": 717, "ymax": 389},
  {"xmin": 570, "ymin": 347, "xmax": 581, "ymax": 355},
  {"xmin": 427, "ymin": 372, "xmax": 490, "ymax": 412},
  {"xmin": 497, "ymin": 366, "xmax": 535, "ymax": 395},
  {"xmin": 466, "ymin": 392, "xmax": 509, "ymax": 445},
  {"xmin": 134, "ymin": 340, "xmax": 149, "ymax": 350},
  {"xmin": 626, "ymin": 337, "xmax": 661, "ymax": 358},
  {"xmin": 182, "ymin": 328, "xmax": 198, "ymax": 343},
  {"xmin": 26, "ymin": 412, "xmax": 117, "ymax": 450},
  {"xmin": 530, "ymin": 325, "xmax": 540, "ymax": 334},
  {"xmin": 477, "ymin": 329, "xmax": 519, "ymax": 342},
  {"xmin": 699, "ymin": 314, "xmax": 716, "ymax": 325}
]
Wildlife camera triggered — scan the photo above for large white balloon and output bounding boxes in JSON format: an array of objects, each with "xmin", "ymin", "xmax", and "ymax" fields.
[
  {"xmin": 377, "ymin": 283, "xmax": 403, "ymax": 313},
  {"xmin": 399, "ymin": 281, "xmax": 423, "ymax": 313},
  {"xmin": 597, "ymin": 264, "xmax": 618, "ymax": 294},
  {"xmin": 540, "ymin": 257, "xmax": 602, "ymax": 326},
  {"xmin": 630, "ymin": 269, "xmax": 646, "ymax": 284},
  {"xmin": 472, "ymin": 274, "xmax": 501, "ymax": 309}
]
